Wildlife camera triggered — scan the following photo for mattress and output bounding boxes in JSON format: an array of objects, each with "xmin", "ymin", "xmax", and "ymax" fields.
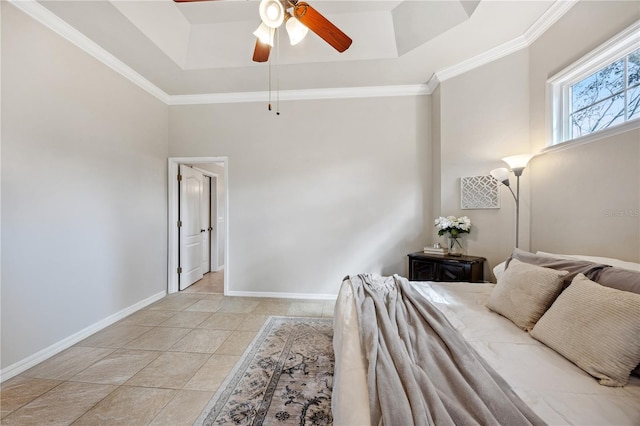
[{"xmin": 332, "ymin": 279, "xmax": 640, "ymax": 425}]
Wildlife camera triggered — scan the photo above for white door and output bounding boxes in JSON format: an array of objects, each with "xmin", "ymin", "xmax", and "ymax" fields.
[
  {"xmin": 200, "ymin": 176, "xmax": 211, "ymax": 274},
  {"xmin": 179, "ymin": 165, "xmax": 203, "ymax": 290}
]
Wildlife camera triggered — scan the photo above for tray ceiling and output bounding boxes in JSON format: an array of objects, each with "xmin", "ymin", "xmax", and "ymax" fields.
[{"xmin": 24, "ymin": 0, "xmax": 569, "ymax": 97}]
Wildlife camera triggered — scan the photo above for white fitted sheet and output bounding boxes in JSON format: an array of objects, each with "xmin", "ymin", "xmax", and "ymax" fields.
[{"xmin": 332, "ymin": 280, "xmax": 640, "ymax": 426}]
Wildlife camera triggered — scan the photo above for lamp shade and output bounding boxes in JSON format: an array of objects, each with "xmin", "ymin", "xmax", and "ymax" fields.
[
  {"xmin": 253, "ymin": 22, "xmax": 275, "ymax": 46},
  {"xmin": 259, "ymin": 0, "xmax": 285, "ymax": 28},
  {"xmin": 286, "ymin": 16, "xmax": 308, "ymax": 45},
  {"xmin": 490, "ymin": 167, "xmax": 510, "ymax": 185},
  {"xmin": 502, "ymin": 154, "xmax": 534, "ymax": 170}
]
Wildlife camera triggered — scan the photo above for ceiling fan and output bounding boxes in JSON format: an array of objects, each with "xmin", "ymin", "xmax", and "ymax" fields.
[{"xmin": 174, "ymin": 0, "xmax": 353, "ymax": 63}]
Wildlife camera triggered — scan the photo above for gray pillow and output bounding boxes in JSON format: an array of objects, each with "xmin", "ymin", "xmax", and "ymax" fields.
[
  {"xmin": 505, "ymin": 248, "xmax": 608, "ymax": 289},
  {"xmin": 486, "ymin": 259, "xmax": 568, "ymax": 331},
  {"xmin": 506, "ymin": 249, "xmax": 640, "ymax": 295},
  {"xmin": 530, "ymin": 274, "xmax": 640, "ymax": 387},
  {"xmin": 594, "ymin": 266, "xmax": 640, "ymax": 295}
]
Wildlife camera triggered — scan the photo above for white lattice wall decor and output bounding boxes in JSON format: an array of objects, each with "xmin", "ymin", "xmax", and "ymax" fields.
[{"xmin": 460, "ymin": 175, "xmax": 500, "ymax": 209}]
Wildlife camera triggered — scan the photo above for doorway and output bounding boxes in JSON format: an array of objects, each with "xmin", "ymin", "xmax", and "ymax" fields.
[{"xmin": 168, "ymin": 157, "xmax": 229, "ymax": 295}]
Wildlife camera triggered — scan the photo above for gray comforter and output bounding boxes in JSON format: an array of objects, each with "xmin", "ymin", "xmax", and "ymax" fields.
[{"xmin": 349, "ymin": 274, "xmax": 545, "ymax": 426}]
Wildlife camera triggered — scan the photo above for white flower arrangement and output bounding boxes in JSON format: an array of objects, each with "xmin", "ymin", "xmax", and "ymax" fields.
[{"xmin": 435, "ymin": 215, "xmax": 471, "ymax": 238}]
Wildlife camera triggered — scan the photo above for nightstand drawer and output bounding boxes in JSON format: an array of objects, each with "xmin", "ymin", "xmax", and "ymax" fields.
[
  {"xmin": 409, "ymin": 259, "xmax": 438, "ymax": 281},
  {"xmin": 439, "ymin": 262, "xmax": 468, "ymax": 281},
  {"xmin": 407, "ymin": 252, "xmax": 486, "ymax": 282}
]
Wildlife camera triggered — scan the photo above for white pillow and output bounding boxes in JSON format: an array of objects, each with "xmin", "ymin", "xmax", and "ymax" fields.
[
  {"xmin": 486, "ymin": 259, "xmax": 568, "ymax": 331},
  {"xmin": 536, "ymin": 251, "xmax": 640, "ymax": 272},
  {"xmin": 530, "ymin": 274, "xmax": 640, "ymax": 387},
  {"xmin": 493, "ymin": 261, "xmax": 506, "ymax": 281}
]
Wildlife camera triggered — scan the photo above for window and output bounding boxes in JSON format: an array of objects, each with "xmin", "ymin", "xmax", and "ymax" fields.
[
  {"xmin": 548, "ymin": 22, "xmax": 640, "ymax": 146},
  {"xmin": 570, "ymin": 49, "xmax": 639, "ymax": 137}
]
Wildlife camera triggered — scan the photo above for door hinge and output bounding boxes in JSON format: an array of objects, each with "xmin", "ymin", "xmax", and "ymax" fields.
[
  {"xmin": 177, "ymin": 220, "xmax": 182, "ymax": 227},
  {"xmin": 177, "ymin": 174, "xmax": 182, "ymax": 181},
  {"xmin": 177, "ymin": 267, "xmax": 182, "ymax": 274}
]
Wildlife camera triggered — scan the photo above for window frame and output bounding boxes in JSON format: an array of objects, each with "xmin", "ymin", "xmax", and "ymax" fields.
[{"xmin": 547, "ymin": 21, "xmax": 640, "ymax": 147}]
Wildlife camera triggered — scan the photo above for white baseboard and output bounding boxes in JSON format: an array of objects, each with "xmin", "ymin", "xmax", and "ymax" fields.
[
  {"xmin": 0, "ymin": 290, "xmax": 166, "ymax": 383},
  {"xmin": 225, "ymin": 290, "xmax": 337, "ymax": 301}
]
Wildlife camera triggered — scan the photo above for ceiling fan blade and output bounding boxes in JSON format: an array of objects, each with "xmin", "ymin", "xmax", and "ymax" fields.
[
  {"xmin": 253, "ymin": 39, "xmax": 271, "ymax": 63},
  {"xmin": 293, "ymin": 2, "xmax": 352, "ymax": 53}
]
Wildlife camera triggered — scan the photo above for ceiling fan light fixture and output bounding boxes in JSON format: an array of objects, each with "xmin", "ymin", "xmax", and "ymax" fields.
[
  {"xmin": 253, "ymin": 22, "xmax": 275, "ymax": 46},
  {"xmin": 259, "ymin": 0, "xmax": 285, "ymax": 28},
  {"xmin": 285, "ymin": 15, "xmax": 308, "ymax": 45}
]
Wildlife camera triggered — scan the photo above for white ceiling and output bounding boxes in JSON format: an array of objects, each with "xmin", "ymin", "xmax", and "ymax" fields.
[{"xmin": 31, "ymin": 0, "xmax": 571, "ymax": 97}]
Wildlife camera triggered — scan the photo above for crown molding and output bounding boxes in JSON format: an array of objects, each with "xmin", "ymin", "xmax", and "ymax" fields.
[
  {"xmin": 169, "ymin": 84, "xmax": 431, "ymax": 105},
  {"xmin": 12, "ymin": 0, "xmax": 576, "ymax": 105},
  {"xmin": 10, "ymin": 0, "xmax": 430, "ymax": 105},
  {"xmin": 434, "ymin": 0, "xmax": 578, "ymax": 84},
  {"xmin": 436, "ymin": 35, "xmax": 529, "ymax": 82},
  {"xmin": 425, "ymin": 74, "xmax": 440, "ymax": 94},
  {"xmin": 9, "ymin": 0, "xmax": 171, "ymax": 104},
  {"xmin": 523, "ymin": 0, "xmax": 579, "ymax": 44}
]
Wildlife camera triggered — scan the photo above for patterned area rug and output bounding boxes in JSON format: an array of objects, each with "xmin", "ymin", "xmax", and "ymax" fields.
[{"xmin": 196, "ymin": 316, "xmax": 334, "ymax": 426}]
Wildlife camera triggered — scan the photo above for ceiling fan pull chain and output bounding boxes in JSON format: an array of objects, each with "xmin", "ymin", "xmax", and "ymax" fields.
[
  {"xmin": 276, "ymin": 27, "xmax": 280, "ymax": 115},
  {"xmin": 268, "ymin": 43, "xmax": 272, "ymax": 111}
]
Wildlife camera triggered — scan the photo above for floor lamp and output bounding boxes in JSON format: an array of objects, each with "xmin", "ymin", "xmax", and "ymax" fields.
[{"xmin": 490, "ymin": 154, "xmax": 534, "ymax": 248}]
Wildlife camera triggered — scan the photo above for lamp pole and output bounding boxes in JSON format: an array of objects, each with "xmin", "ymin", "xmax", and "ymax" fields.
[
  {"xmin": 515, "ymin": 174, "xmax": 520, "ymax": 248},
  {"xmin": 512, "ymin": 167, "xmax": 525, "ymax": 249},
  {"xmin": 491, "ymin": 154, "xmax": 532, "ymax": 250},
  {"xmin": 502, "ymin": 181, "xmax": 519, "ymax": 248}
]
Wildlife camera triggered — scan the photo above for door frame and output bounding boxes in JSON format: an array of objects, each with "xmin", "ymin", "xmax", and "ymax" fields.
[
  {"xmin": 192, "ymin": 167, "xmax": 220, "ymax": 272},
  {"xmin": 168, "ymin": 157, "xmax": 229, "ymax": 295}
]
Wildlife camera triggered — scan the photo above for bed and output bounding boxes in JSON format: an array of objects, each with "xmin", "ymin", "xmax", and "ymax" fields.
[{"xmin": 332, "ymin": 251, "xmax": 640, "ymax": 426}]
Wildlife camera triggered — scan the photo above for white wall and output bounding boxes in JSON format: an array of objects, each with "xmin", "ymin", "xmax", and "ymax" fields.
[
  {"xmin": 1, "ymin": 3, "xmax": 169, "ymax": 372},
  {"xmin": 169, "ymin": 96, "xmax": 432, "ymax": 296},
  {"xmin": 5, "ymin": 0, "xmax": 636, "ymax": 379},
  {"xmin": 434, "ymin": 0, "xmax": 640, "ymax": 272},
  {"xmin": 437, "ymin": 50, "xmax": 531, "ymax": 277},
  {"xmin": 431, "ymin": 86, "xmax": 442, "ymax": 225},
  {"xmin": 528, "ymin": 0, "xmax": 640, "ymax": 261},
  {"xmin": 529, "ymin": 133, "xmax": 639, "ymax": 260},
  {"xmin": 215, "ymin": 165, "xmax": 226, "ymax": 268},
  {"xmin": 211, "ymin": 164, "xmax": 227, "ymax": 267}
]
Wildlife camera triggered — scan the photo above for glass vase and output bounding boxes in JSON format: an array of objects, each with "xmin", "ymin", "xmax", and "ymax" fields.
[{"xmin": 448, "ymin": 236, "xmax": 463, "ymax": 256}]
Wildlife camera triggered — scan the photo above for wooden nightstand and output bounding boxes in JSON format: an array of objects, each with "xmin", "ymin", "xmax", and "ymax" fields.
[{"xmin": 407, "ymin": 252, "xmax": 486, "ymax": 282}]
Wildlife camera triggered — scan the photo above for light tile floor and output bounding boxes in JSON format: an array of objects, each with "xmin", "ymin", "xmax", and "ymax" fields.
[{"xmin": 0, "ymin": 272, "xmax": 335, "ymax": 425}]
